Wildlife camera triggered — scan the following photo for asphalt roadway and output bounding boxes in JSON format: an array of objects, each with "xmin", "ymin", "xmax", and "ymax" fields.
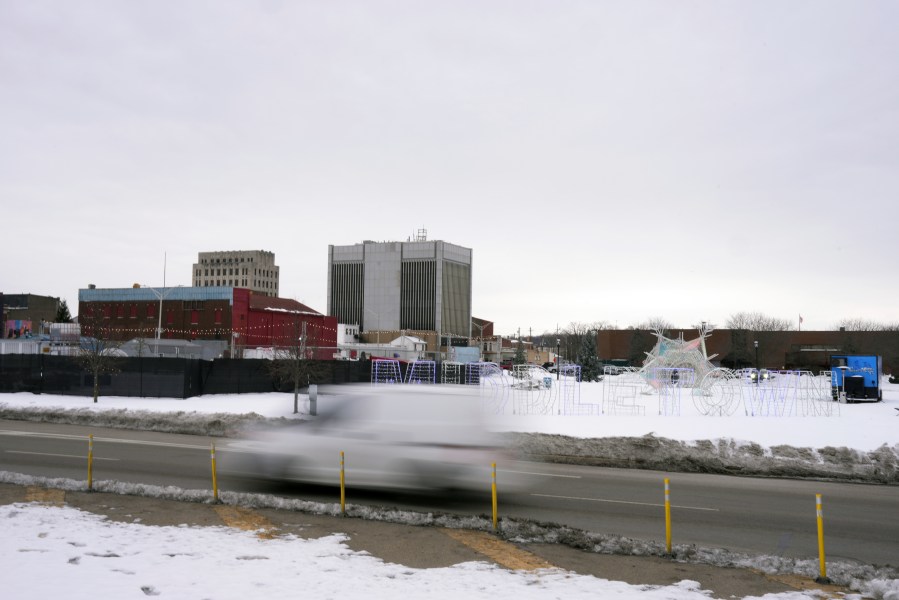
[
  {"xmin": 1, "ymin": 483, "xmax": 847, "ymax": 599},
  {"xmin": 4, "ymin": 419, "xmax": 898, "ymax": 567}
]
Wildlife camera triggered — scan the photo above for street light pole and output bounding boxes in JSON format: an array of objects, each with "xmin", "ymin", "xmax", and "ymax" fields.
[
  {"xmin": 556, "ymin": 338, "xmax": 561, "ymax": 380},
  {"xmin": 471, "ymin": 320, "xmax": 486, "ymax": 361},
  {"xmin": 754, "ymin": 340, "xmax": 759, "ymax": 370},
  {"xmin": 144, "ymin": 285, "xmax": 179, "ymax": 357}
]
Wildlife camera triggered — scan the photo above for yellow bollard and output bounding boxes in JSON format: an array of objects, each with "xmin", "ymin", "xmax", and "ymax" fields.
[
  {"xmin": 491, "ymin": 462, "xmax": 498, "ymax": 530},
  {"xmin": 664, "ymin": 478, "xmax": 672, "ymax": 555},
  {"xmin": 815, "ymin": 494, "xmax": 832, "ymax": 584},
  {"xmin": 340, "ymin": 451, "xmax": 346, "ymax": 516},
  {"xmin": 87, "ymin": 434, "xmax": 94, "ymax": 491},
  {"xmin": 211, "ymin": 443, "xmax": 219, "ymax": 503}
]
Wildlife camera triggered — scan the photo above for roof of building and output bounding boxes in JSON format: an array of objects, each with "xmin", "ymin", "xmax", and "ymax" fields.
[
  {"xmin": 249, "ymin": 295, "xmax": 321, "ymax": 315},
  {"xmin": 391, "ymin": 335, "xmax": 426, "ymax": 345},
  {"xmin": 79, "ymin": 287, "xmax": 234, "ymax": 302},
  {"xmin": 127, "ymin": 337, "xmax": 201, "ymax": 348}
]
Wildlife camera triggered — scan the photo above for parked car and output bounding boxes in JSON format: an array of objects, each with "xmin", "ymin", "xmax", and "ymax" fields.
[{"xmin": 219, "ymin": 386, "xmax": 529, "ymax": 492}]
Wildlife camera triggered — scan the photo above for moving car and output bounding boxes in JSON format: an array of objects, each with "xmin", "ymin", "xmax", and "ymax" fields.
[{"xmin": 220, "ymin": 386, "xmax": 524, "ymax": 492}]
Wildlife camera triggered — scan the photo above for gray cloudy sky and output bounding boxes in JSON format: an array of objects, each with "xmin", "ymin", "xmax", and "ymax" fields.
[{"xmin": 3, "ymin": 1, "xmax": 897, "ymax": 335}]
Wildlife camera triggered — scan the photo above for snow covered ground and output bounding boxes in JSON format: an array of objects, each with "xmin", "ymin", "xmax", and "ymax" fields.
[
  {"xmin": 2, "ymin": 501, "xmax": 822, "ymax": 600},
  {"xmin": 2, "ymin": 378, "xmax": 899, "ymax": 599},
  {"xmin": 2, "ymin": 376, "xmax": 897, "ymax": 451}
]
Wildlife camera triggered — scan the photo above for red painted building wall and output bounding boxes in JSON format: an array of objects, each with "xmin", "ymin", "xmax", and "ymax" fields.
[
  {"xmin": 238, "ymin": 293, "xmax": 337, "ymax": 358},
  {"xmin": 79, "ymin": 287, "xmax": 337, "ymax": 356}
]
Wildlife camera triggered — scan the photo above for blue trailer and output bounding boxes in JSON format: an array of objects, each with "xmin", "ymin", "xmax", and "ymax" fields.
[{"xmin": 830, "ymin": 355, "xmax": 882, "ymax": 402}]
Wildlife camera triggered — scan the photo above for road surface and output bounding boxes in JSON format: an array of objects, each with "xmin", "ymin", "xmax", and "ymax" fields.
[{"xmin": 1, "ymin": 419, "xmax": 896, "ymax": 568}]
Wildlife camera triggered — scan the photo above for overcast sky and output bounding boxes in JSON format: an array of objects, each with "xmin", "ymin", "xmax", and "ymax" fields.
[{"xmin": 3, "ymin": 1, "xmax": 897, "ymax": 335}]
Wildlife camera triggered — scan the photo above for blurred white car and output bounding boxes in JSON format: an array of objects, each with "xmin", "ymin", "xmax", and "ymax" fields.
[{"xmin": 220, "ymin": 386, "xmax": 524, "ymax": 493}]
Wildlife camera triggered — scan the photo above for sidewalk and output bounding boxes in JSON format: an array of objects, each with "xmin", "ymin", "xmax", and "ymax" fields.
[{"xmin": 1, "ymin": 483, "xmax": 843, "ymax": 599}]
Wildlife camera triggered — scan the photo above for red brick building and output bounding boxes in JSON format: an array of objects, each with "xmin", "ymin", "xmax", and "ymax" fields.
[
  {"xmin": 596, "ymin": 329, "xmax": 899, "ymax": 375},
  {"xmin": 78, "ymin": 286, "xmax": 337, "ymax": 358}
]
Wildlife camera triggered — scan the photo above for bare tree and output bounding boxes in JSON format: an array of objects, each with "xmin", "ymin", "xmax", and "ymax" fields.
[
  {"xmin": 634, "ymin": 317, "xmax": 673, "ymax": 333},
  {"xmin": 726, "ymin": 312, "xmax": 792, "ymax": 331},
  {"xmin": 267, "ymin": 317, "xmax": 328, "ymax": 415},
  {"xmin": 559, "ymin": 322, "xmax": 599, "ymax": 364},
  {"xmin": 72, "ymin": 308, "xmax": 125, "ymax": 403},
  {"xmin": 834, "ymin": 318, "xmax": 889, "ymax": 331}
]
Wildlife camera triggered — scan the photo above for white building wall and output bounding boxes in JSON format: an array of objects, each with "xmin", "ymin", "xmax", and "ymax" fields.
[{"xmin": 362, "ymin": 242, "xmax": 402, "ymax": 332}]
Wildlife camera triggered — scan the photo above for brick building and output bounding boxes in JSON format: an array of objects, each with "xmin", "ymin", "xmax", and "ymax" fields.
[
  {"xmin": 596, "ymin": 329, "xmax": 899, "ymax": 375},
  {"xmin": 2, "ymin": 293, "xmax": 62, "ymax": 338},
  {"xmin": 78, "ymin": 286, "xmax": 337, "ymax": 357}
]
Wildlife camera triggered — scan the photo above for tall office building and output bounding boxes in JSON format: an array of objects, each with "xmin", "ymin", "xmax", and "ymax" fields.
[
  {"xmin": 327, "ymin": 234, "xmax": 472, "ymax": 338},
  {"xmin": 192, "ymin": 250, "xmax": 279, "ymax": 297}
]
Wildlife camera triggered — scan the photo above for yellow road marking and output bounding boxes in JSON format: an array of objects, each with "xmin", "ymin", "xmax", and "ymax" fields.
[
  {"xmin": 25, "ymin": 487, "xmax": 66, "ymax": 506},
  {"xmin": 213, "ymin": 505, "xmax": 278, "ymax": 539},
  {"xmin": 441, "ymin": 528, "xmax": 555, "ymax": 571}
]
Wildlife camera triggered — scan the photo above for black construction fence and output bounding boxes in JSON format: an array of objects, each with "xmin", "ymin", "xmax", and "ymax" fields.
[{"xmin": 0, "ymin": 354, "xmax": 374, "ymax": 399}]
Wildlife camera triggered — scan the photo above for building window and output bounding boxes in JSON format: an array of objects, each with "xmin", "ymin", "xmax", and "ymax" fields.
[
  {"xmin": 147, "ymin": 304, "xmax": 156, "ymax": 318},
  {"xmin": 130, "ymin": 305, "xmax": 137, "ymax": 319},
  {"xmin": 191, "ymin": 310, "xmax": 199, "ymax": 325},
  {"xmin": 214, "ymin": 309, "xmax": 223, "ymax": 324},
  {"xmin": 166, "ymin": 310, "xmax": 174, "ymax": 325}
]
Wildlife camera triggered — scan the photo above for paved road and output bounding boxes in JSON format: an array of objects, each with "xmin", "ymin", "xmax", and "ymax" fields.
[{"xmin": 2, "ymin": 419, "xmax": 897, "ymax": 569}]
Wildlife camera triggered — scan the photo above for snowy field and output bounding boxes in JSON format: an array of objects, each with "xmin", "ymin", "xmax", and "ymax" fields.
[
  {"xmin": 3, "ymin": 501, "xmax": 827, "ymax": 600},
  {"xmin": 1, "ymin": 375, "xmax": 897, "ymax": 450},
  {"xmin": 2, "ymin": 378, "xmax": 899, "ymax": 599}
]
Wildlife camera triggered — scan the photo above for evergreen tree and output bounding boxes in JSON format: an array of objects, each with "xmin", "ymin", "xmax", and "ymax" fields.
[
  {"xmin": 578, "ymin": 330, "xmax": 603, "ymax": 382},
  {"xmin": 55, "ymin": 299, "xmax": 73, "ymax": 323},
  {"xmin": 513, "ymin": 338, "xmax": 526, "ymax": 365}
]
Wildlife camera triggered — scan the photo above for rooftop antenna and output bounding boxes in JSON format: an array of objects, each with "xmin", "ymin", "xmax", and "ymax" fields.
[{"xmin": 414, "ymin": 228, "xmax": 427, "ymax": 242}]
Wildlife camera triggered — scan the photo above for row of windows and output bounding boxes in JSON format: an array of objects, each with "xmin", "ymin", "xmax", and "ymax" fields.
[
  {"xmin": 196, "ymin": 279, "xmax": 248, "ymax": 287},
  {"xmin": 199, "ymin": 257, "xmax": 259, "ymax": 265},
  {"xmin": 191, "ymin": 279, "xmax": 279, "ymax": 291},
  {"xmin": 194, "ymin": 268, "xmax": 278, "ymax": 278},
  {"xmin": 98, "ymin": 304, "xmax": 224, "ymax": 324}
]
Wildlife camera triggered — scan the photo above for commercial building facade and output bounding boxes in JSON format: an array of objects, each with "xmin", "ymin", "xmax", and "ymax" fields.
[
  {"xmin": 327, "ymin": 237, "xmax": 473, "ymax": 341},
  {"xmin": 192, "ymin": 250, "xmax": 280, "ymax": 297},
  {"xmin": 2, "ymin": 293, "xmax": 62, "ymax": 338}
]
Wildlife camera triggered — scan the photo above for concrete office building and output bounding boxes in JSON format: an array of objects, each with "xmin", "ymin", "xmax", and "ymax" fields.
[
  {"xmin": 192, "ymin": 250, "xmax": 279, "ymax": 297},
  {"xmin": 327, "ymin": 235, "xmax": 472, "ymax": 340}
]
